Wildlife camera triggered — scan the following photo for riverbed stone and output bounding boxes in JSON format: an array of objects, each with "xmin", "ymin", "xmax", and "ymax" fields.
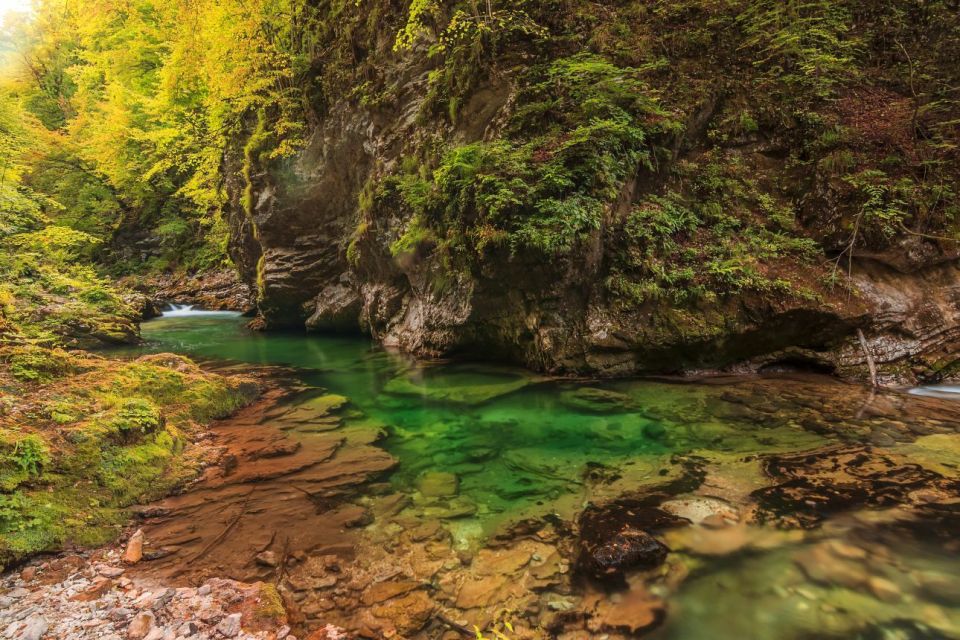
[
  {"xmin": 369, "ymin": 590, "xmax": 435, "ymax": 635},
  {"xmin": 360, "ymin": 580, "xmax": 421, "ymax": 606},
  {"xmin": 867, "ymin": 576, "xmax": 901, "ymax": 603},
  {"xmin": 559, "ymin": 387, "xmax": 637, "ymax": 414},
  {"xmin": 577, "ymin": 501, "xmax": 681, "ymax": 581},
  {"xmin": 255, "ymin": 551, "xmax": 279, "ymax": 567},
  {"xmin": 417, "ymin": 472, "xmax": 459, "ymax": 497},
  {"xmin": 916, "ymin": 571, "xmax": 960, "ymax": 605}
]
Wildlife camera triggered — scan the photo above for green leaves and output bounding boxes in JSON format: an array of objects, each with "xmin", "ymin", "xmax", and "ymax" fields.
[
  {"xmin": 380, "ymin": 52, "xmax": 681, "ymax": 261},
  {"xmin": 737, "ymin": 0, "xmax": 861, "ymax": 97}
]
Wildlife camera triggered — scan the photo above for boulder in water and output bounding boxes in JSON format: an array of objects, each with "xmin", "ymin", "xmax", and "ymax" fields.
[{"xmin": 577, "ymin": 500, "xmax": 683, "ymax": 581}]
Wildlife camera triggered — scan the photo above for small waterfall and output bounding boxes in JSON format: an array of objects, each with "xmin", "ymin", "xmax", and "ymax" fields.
[
  {"xmin": 161, "ymin": 303, "xmax": 242, "ymax": 318},
  {"xmin": 908, "ymin": 385, "xmax": 960, "ymax": 400}
]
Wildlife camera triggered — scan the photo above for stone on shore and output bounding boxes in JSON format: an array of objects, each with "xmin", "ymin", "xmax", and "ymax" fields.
[
  {"xmin": 128, "ymin": 611, "xmax": 155, "ymax": 639},
  {"xmin": 123, "ymin": 530, "xmax": 144, "ymax": 564}
]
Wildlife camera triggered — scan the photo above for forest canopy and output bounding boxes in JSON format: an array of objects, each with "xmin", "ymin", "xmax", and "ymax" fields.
[
  {"xmin": 0, "ymin": 0, "xmax": 958, "ymax": 293},
  {"xmin": 1, "ymin": 0, "xmax": 309, "ymax": 273}
]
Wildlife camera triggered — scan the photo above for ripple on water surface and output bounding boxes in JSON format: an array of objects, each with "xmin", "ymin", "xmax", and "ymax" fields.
[{"xmin": 121, "ymin": 314, "xmax": 960, "ymax": 639}]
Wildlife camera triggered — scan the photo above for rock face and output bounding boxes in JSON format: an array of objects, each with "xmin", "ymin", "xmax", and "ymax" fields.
[{"xmin": 222, "ymin": 7, "xmax": 960, "ymax": 384}]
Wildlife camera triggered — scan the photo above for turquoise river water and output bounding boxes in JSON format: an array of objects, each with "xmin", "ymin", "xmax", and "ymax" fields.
[{"xmin": 126, "ymin": 311, "xmax": 960, "ymax": 640}]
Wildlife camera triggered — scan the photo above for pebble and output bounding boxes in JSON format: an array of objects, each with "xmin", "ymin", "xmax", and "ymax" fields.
[
  {"xmin": 143, "ymin": 627, "xmax": 167, "ymax": 640},
  {"xmin": 217, "ymin": 613, "xmax": 242, "ymax": 638},
  {"xmin": 99, "ymin": 566, "xmax": 126, "ymax": 578},
  {"xmin": 18, "ymin": 616, "xmax": 48, "ymax": 640},
  {"xmin": 128, "ymin": 611, "xmax": 156, "ymax": 639},
  {"xmin": 255, "ymin": 551, "xmax": 279, "ymax": 567}
]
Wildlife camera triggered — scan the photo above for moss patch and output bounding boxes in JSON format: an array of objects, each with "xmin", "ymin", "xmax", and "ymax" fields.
[{"xmin": 0, "ymin": 348, "xmax": 259, "ymax": 569}]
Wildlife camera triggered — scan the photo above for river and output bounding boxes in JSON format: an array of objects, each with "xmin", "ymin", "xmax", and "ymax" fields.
[{"xmin": 120, "ymin": 311, "xmax": 960, "ymax": 639}]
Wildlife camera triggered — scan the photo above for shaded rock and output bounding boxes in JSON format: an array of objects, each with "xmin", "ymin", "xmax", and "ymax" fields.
[
  {"xmin": 916, "ymin": 571, "xmax": 960, "ymax": 605},
  {"xmin": 256, "ymin": 551, "xmax": 279, "ymax": 568},
  {"xmin": 127, "ymin": 269, "xmax": 254, "ymax": 313},
  {"xmin": 306, "ymin": 283, "xmax": 363, "ymax": 331}
]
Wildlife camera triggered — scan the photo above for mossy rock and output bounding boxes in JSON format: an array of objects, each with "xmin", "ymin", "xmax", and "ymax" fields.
[
  {"xmin": 103, "ymin": 398, "xmax": 164, "ymax": 443},
  {"xmin": 4, "ymin": 346, "xmax": 79, "ymax": 383},
  {"xmin": 253, "ymin": 582, "xmax": 287, "ymax": 623},
  {"xmin": 0, "ymin": 347, "xmax": 259, "ymax": 570}
]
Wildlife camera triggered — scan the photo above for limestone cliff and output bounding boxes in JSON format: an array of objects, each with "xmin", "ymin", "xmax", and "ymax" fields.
[{"xmin": 225, "ymin": 1, "xmax": 960, "ymax": 384}]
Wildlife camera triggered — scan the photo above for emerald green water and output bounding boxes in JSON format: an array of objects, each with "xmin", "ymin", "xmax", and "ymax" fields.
[
  {"xmin": 130, "ymin": 314, "xmax": 825, "ymax": 531},
  {"xmin": 127, "ymin": 313, "xmax": 960, "ymax": 639}
]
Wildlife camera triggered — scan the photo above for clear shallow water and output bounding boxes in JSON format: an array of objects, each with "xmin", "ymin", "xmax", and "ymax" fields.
[{"xmin": 126, "ymin": 314, "xmax": 960, "ymax": 639}]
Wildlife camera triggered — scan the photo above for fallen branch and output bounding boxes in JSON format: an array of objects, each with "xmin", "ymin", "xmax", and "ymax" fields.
[{"xmin": 857, "ymin": 328, "xmax": 879, "ymax": 388}]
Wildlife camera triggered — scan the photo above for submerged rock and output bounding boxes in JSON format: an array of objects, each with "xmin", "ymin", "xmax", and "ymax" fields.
[
  {"xmin": 753, "ymin": 445, "xmax": 960, "ymax": 527},
  {"xmin": 577, "ymin": 500, "xmax": 684, "ymax": 581},
  {"xmin": 382, "ymin": 368, "xmax": 531, "ymax": 405},
  {"xmin": 559, "ymin": 387, "xmax": 639, "ymax": 414},
  {"xmin": 583, "ymin": 587, "xmax": 666, "ymax": 636},
  {"xmin": 417, "ymin": 471, "xmax": 459, "ymax": 498}
]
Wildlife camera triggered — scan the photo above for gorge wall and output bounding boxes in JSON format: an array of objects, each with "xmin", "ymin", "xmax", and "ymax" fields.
[{"xmin": 224, "ymin": 1, "xmax": 960, "ymax": 384}]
